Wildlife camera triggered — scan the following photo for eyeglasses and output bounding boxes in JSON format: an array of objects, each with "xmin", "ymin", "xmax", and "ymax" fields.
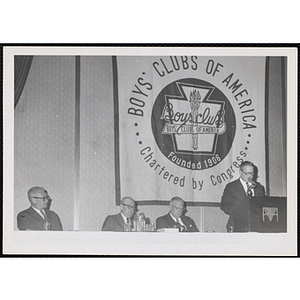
[
  {"xmin": 172, "ymin": 205, "xmax": 184, "ymax": 211},
  {"xmin": 241, "ymin": 170, "xmax": 254, "ymax": 176},
  {"xmin": 122, "ymin": 203, "xmax": 135, "ymax": 209},
  {"xmin": 33, "ymin": 196, "xmax": 51, "ymax": 201}
]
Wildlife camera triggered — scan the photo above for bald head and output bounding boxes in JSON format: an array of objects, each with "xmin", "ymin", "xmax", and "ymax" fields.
[
  {"xmin": 169, "ymin": 196, "xmax": 185, "ymax": 219},
  {"xmin": 170, "ymin": 196, "xmax": 184, "ymax": 205},
  {"xmin": 120, "ymin": 197, "xmax": 136, "ymax": 218},
  {"xmin": 28, "ymin": 187, "xmax": 47, "ymax": 199},
  {"xmin": 121, "ymin": 197, "xmax": 135, "ymax": 205}
]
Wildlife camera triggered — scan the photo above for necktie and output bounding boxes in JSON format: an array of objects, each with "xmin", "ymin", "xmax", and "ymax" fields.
[
  {"xmin": 246, "ymin": 182, "xmax": 252, "ymax": 197},
  {"xmin": 40, "ymin": 210, "xmax": 50, "ymax": 230},
  {"xmin": 124, "ymin": 217, "xmax": 131, "ymax": 232},
  {"xmin": 176, "ymin": 219, "xmax": 185, "ymax": 232}
]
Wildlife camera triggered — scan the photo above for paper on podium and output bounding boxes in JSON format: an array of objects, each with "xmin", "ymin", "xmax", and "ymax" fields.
[{"xmin": 157, "ymin": 228, "xmax": 179, "ymax": 233}]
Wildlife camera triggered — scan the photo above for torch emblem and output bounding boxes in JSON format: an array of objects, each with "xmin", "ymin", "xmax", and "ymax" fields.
[
  {"xmin": 153, "ymin": 79, "xmax": 235, "ymax": 170},
  {"xmin": 189, "ymin": 90, "xmax": 202, "ymax": 150},
  {"xmin": 160, "ymin": 81, "xmax": 227, "ymax": 156}
]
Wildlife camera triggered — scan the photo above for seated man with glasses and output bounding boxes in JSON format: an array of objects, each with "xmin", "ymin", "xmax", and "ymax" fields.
[
  {"xmin": 156, "ymin": 196, "xmax": 199, "ymax": 232},
  {"xmin": 220, "ymin": 161, "xmax": 265, "ymax": 232},
  {"xmin": 102, "ymin": 197, "xmax": 136, "ymax": 232},
  {"xmin": 17, "ymin": 186, "xmax": 63, "ymax": 231}
]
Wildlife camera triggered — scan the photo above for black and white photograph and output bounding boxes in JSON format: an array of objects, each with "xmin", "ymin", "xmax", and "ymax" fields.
[{"xmin": 3, "ymin": 46, "xmax": 297, "ymax": 256}]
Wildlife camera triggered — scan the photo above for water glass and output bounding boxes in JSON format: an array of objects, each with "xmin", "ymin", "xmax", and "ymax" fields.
[{"xmin": 124, "ymin": 223, "xmax": 132, "ymax": 232}]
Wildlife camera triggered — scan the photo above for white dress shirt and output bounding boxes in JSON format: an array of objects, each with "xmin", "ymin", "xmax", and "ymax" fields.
[
  {"xmin": 32, "ymin": 206, "xmax": 46, "ymax": 219},
  {"xmin": 239, "ymin": 178, "xmax": 253, "ymax": 196},
  {"xmin": 170, "ymin": 213, "xmax": 186, "ymax": 230},
  {"xmin": 121, "ymin": 212, "xmax": 130, "ymax": 224}
]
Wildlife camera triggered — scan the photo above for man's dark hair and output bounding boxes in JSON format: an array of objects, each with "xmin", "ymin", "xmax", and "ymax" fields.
[{"xmin": 240, "ymin": 161, "xmax": 254, "ymax": 170}]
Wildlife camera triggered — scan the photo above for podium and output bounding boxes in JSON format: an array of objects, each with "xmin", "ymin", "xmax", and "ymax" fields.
[{"xmin": 249, "ymin": 196, "xmax": 287, "ymax": 233}]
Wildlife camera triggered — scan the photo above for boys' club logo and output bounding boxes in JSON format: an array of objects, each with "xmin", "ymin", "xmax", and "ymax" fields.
[{"xmin": 151, "ymin": 78, "xmax": 236, "ymax": 170}]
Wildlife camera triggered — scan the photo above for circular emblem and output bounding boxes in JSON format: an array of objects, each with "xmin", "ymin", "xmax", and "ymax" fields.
[{"xmin": 151, "ymin": 78, "xmax": 236, "ymax": 170}]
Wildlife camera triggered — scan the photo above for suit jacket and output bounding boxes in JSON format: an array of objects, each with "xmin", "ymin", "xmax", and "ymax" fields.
[
  {"xmin": 101, "ymin": 213, "xmax": 126, "ymax": 232},
  {"xmin": 220, "ymin": 179, "xmax": 265, "ymax": 232},
  {"xmin": 17, "ymin": 207, "xmax": 63, "ymax": 231},
  {"xmin": 156, "ymin": 213, "xmax": 199, "ymax": 232}
]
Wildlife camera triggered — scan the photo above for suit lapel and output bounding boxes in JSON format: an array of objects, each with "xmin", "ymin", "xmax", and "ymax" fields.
[
  {"xmin": 181, "ymin": 216, "xmax": 188, "ymax": 227},
  {"xmin": 28, "ymin": 207, "xmax": 45, "ymax": 221},
  {"xmin": 236, "ymin": 179, "xmax": 247, "ymax": 196},
  {"xmin": 167, "ymin": 213, "xmax": 176, "ymax": 226},
  {"xmin": 116, "ymin": 213, "xmax": 125, "ymax": 230},
  {"xmin": 253, "ymin": 184, "xmax": 263, "ymax": 196}
]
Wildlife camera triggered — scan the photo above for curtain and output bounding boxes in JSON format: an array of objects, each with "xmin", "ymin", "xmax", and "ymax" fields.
[{"xmin": 14, "ymin": 56, "xmax": 33, "ymax": 108}]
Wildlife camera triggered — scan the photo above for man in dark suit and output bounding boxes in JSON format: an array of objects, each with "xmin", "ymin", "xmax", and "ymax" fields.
[
  {"xmin": 156, "ymin": 197, "xmax": 199, "ymax": 232},
  {"xmin": 220, "ymin": 161, "xmax": 265, "ymax": 232},
  {"xmin": 102, "ymin": 197, "xmax": 136, "ymax": 232},
  {"xmin": 17, "ymin": 186, "xmax": 63, "ymax": 231}
]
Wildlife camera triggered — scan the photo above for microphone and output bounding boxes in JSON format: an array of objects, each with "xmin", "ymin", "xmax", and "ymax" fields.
[{"xmin": 248, "ymin": 179, "xmax": 257, "ymax": 188}]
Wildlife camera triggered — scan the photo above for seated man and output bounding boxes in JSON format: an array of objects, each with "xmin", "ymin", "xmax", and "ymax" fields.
[
  {"xmin": 17, "ymin": 186, "xmax": 63, "ymax": 231},
  {"xmin": 156, "ymin": 196, "xmax": 199, "ymax": 232},
  {"xmin": 102, "ymin": 197, "xmax": 136, "ymax": 232}
]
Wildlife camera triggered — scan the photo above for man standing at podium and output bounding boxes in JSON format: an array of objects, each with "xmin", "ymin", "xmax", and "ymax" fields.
[{"xmin": 220, "ymin": 161, "xmax": 265, "ymax": 232}]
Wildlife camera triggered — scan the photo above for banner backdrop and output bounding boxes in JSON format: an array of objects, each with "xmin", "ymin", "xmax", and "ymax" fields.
[{"xmin": 115, "ymin": 56, "xmax": 266, "ymax": 203}]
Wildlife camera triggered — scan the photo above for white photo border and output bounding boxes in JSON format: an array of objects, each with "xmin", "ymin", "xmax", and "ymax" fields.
[{"xmin": 3, "ymin": 45, "xmax": 298, "ymax": 256}]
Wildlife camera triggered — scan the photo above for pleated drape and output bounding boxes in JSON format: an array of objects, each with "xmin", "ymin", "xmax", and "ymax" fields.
[{"xmin": 14, "ymin": 56, "xmax": 33, "ymax": 108}]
